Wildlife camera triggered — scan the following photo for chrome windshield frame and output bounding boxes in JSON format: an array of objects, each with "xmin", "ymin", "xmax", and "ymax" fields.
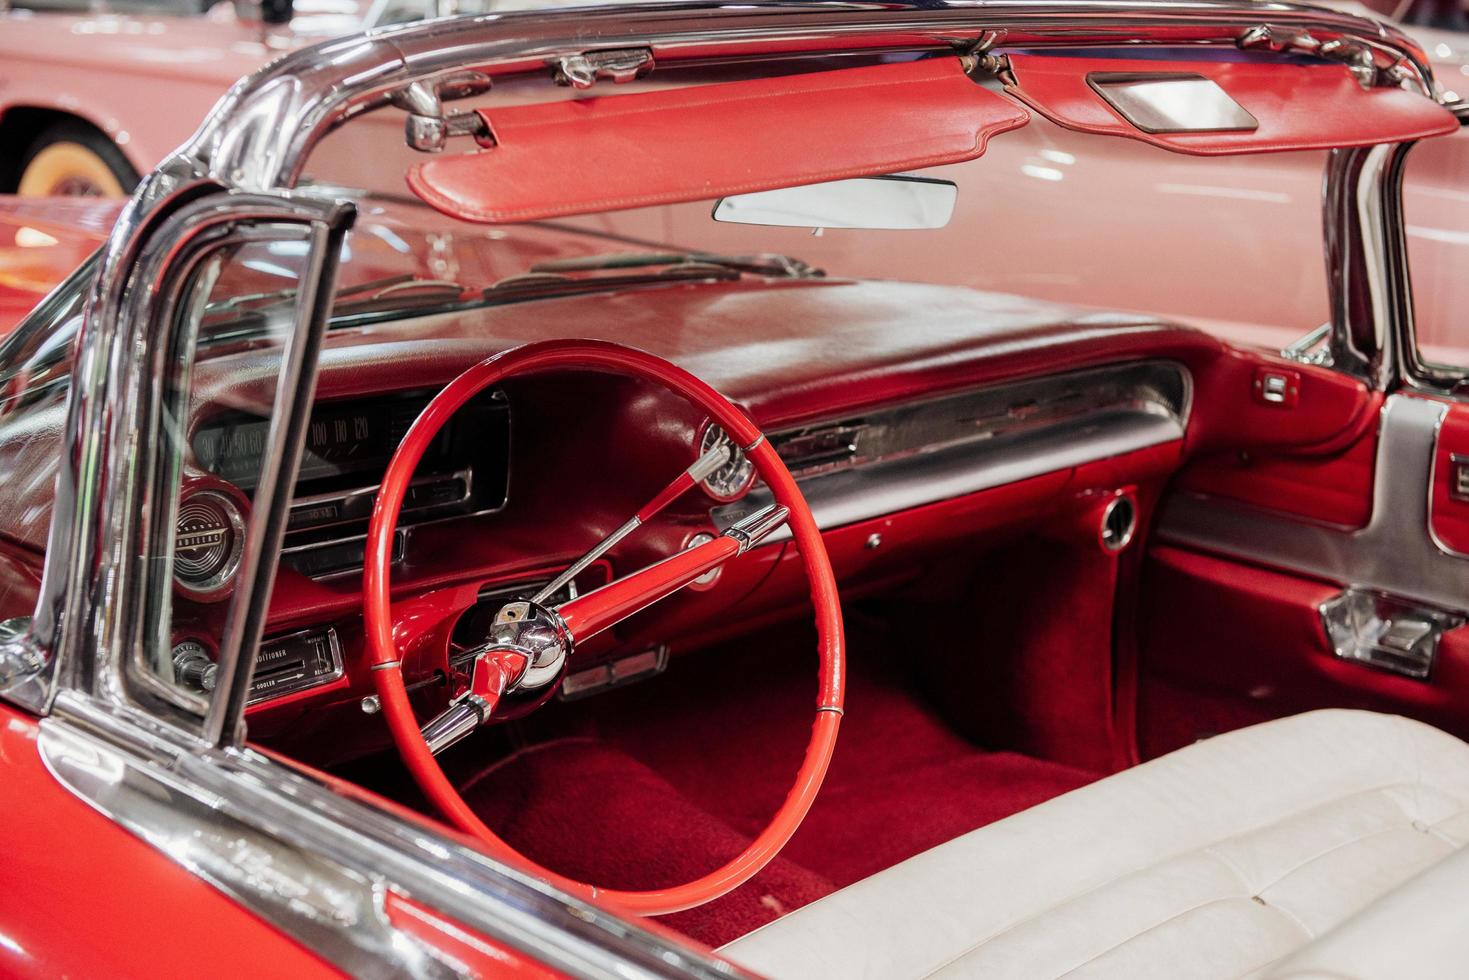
[{"xmin": 145, "ymin": 0, "xmax": 1438, "ymax": 200}]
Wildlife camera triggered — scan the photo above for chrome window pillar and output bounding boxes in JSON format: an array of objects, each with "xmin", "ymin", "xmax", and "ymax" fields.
[
  {"xmin": 36, "ymin": 188, "xmax": 355, "ymax": 737},
  {"xmin": 1323, "ymin": 142, "xmax": 1407, "ymax": 388},
  {"xmin": 1389, "ymin": 101, "xmax": 1469, "ymax": 395}
]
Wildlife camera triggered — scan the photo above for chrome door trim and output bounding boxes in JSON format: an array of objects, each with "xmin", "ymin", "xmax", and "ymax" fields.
[
  {"xmin": 1155, "ymin": 394, "xmax": 1469, "ymax": 613},
  {"xmin": 40, "ymin": 691, "xmax": 746, "ymax": 980}
]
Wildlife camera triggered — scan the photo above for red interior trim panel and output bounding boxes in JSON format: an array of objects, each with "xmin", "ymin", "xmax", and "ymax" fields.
[
  {"xmin": 1003, "ymin": 53, "xmax": 1458, "ymax": 155},
  {"xmin": 1185, "ymin": 349, "xmax": 1377, "ymax": 454},
  {"xmin": 406, "ymin": 58, "xmax": 1030, "ymax": 223},
  {"xmin": 1175, "ymin": 427, "xmax": 1378, "ymax": 530},
  {"xmin": 1140, "ymin": 545, "xmax": 1469, "ymax": 753}
]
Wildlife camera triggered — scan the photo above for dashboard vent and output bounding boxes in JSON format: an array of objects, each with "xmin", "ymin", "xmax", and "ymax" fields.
[{"xmin": 772, "ymin": 422, "xmax": 866, "ymax": 476}]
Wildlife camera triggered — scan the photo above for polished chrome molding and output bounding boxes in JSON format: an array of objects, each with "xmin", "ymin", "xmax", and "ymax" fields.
[
  {"xmin": 1101, "ymin": 493, "xmax": 1138, "ymax": 553},
  {"xmin": 245, "ymin": 626, "xmax": 346, "ymax": 706},
  {"xmin": 288, "ymin": 465, "xmax": 475, "ymax": 535},
  {"xmin": 40, "ymin": 694, "xmax": 747, "ymax": 979},
  {"xmin": 774, "ymin": 360, "xmax": 1190, "ymax": 479},
  {"xmin": 1323, "ymin": 142, "xmax": 1402, "ymax": 387},
  {"xmin": 718, "ymin": 361, "xmax": 1188, "ymax": 543},
  {"xmin": 1281, "ymin": 321, "xmax": 1333, "ymax": 366},
  {"xmin": 1319, "ymin": 587, "xmax": 1462, "ymax": 680},
  {"xmin": 1157, "ymin": 394, "xmax": 1469, "ymax": 614},
  {"xmin": 743, "ymin": 409, "xmax": 1178, "ymax": 543},
  {"xmin": 0, "ymin": 616, "xmax": 48, "ymax": 712},
  {"xmin": 421, "ymin": 693, "xmax": 493, "ymax": 755},
  {"xmin": 38, "ymin": 192, "xmax": 355, "ymax": 733},
  {"xmin": 724, "ymin": 503, "xmax": 790, "ymax": 553},
  {"xmin": 174, "ymin": 488, "xmax": 247, "ymax": 597},
  {"xmin": 559, "ymin": 645, "xmax": 669, "ymax": 701}
]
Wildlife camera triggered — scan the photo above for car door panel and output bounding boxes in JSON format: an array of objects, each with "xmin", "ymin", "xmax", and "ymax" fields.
[
  {"xmin": 1141, "ymin": 392, "xmax": 1469, "ymax": 756},
  {"xmin": 1186, "ymin": 349, "xmax": 1378, "ymax": 454},
  {"xmin": 1173, "ymin": 420, "xmax": 1379, "ymax": 528}
]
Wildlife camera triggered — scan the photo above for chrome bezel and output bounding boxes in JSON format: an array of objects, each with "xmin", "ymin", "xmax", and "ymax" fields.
[
  {"xmin": 174, "ymin": 489, "xmax": 247, "ymax": 599},
  {"xmin": 1100, "ymin": 493, "xmax": 1138, "ymax": 554},
  {"xmin": 698, "ymin": 422, "xmax": 757, "ymax": 503},
  {"xmin": 245, "ymin": 626, "xmax": 346, "ymax": 706}
]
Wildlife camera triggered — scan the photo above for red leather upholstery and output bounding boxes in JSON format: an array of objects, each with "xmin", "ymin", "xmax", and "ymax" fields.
[
  {"xmin": 1004, "ymin": 54, "xmax": 1458, "ymax": 155},
  {"xmin": 406, "ymin": 58, "xmax": 1030, "ymax": 223}
]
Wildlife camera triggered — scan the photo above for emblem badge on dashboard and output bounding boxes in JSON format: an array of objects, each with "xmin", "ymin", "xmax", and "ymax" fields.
[{"xmin": 174, "ymin": 489, "xmax": 246, "ymax": 598}]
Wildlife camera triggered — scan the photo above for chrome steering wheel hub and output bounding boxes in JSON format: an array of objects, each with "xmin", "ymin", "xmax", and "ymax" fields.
[{"xmin": 485, "ymin": 600, "xmax": 573, "ymax": 691}]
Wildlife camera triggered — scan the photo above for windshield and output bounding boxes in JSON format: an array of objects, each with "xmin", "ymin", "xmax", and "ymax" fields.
[
  {"xmin": 274, "ymin": 79, "xmax": 1331, "ymax": 355},
  {"xmin": 255, "ymin": 52, "xmax": 1333, "ymax": 357},
  {"xmin": 18, "ymin": 63, "xmax": 1336, "ymax": 365}
]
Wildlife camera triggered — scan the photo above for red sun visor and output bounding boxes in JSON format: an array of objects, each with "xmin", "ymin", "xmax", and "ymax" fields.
[
  {"xmin": 1003, "ymin": 53, "xmax": 1458, "ymax": 155},
  {"xmin": 406, "ymin": 58, "xmax": 1030, "ymax": 224}
]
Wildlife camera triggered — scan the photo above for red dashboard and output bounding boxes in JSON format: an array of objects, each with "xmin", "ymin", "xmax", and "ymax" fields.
[{"xmin": 0, "ymin": 274, "xmax": 1374, "ymax": 764}]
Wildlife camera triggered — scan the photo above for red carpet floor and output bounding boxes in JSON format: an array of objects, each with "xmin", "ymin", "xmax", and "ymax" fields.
[{"xmin": 458, "ymin": 619, "xmax": 1100, "ymax": 947}]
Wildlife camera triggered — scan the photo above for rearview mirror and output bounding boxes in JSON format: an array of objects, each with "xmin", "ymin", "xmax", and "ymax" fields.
[
  {"xmin": 234, "ymin": 0, "xmax": 293, "ymax": 26},
  {"xmin": 712, "ymin": 175, "xmax": 956, "ymax": 231}
]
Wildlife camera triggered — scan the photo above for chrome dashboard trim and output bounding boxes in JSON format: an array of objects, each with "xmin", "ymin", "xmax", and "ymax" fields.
[
  {"xmin": 280, "ymin": 384, "xmax": 511, "ymax": 579},
  {"xmin": 288, "ymin": 466, "xmax": 475, "ymax": 534},
  {"xmin": 717, "ymin": 361, "xmax": 1190, "ymax": 542},
  {"xmin": 1156, "ymin": 394, "xmax": 1469, "ymax": 614}
]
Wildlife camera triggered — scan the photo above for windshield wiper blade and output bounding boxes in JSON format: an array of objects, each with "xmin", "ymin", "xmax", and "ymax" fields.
[
  {"xmin": 200, "ymin": 274, "xmax": 471, "ymax": 342},
  {"xmin": 204, "ymin": 274, "xmax": 468, "ymax": 317},
  {"xmin": 530, "ymin": 251, "xmax": 824, "ymax": 280},
  {"xmin": 480, "ymin": 265, "xmax": 743, "ymax": 303}
]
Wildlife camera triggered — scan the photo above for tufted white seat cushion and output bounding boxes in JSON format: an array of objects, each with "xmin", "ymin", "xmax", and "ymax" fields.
[{"xmin": 720, "ymin": 710, "xmax": 1469, "ymax": 979}]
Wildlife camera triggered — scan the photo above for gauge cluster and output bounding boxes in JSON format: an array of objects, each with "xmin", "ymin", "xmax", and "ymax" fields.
[{"xmin": 177, "ymin": 386, "xmax": 511, "ymax": 595}]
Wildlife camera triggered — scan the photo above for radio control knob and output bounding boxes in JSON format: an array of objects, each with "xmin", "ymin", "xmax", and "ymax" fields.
[{"xmin": 172, "ymin": 640, "xmax": 218, "ymax": 694}]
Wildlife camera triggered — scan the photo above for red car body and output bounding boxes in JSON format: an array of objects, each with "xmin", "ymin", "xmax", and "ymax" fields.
[{"xmin": 2, "ymin": 2, "xmax": 1468, "ymax": 976}]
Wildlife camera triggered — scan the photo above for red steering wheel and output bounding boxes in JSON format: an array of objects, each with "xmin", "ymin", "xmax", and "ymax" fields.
[{"xmin": 364, "ymin": 339, "xmax": 844, "ymax": 916}]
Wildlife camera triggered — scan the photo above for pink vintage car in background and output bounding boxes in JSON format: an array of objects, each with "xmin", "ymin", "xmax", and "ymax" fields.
[{"xmin": 0, "ymin": 0, "xmax": 571, "ymax": 196}]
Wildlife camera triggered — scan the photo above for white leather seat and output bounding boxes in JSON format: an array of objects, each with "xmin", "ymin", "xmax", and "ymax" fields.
[{"xmin": 721, "ymin": 710, "xmax": 1469, "ymax": 979}]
